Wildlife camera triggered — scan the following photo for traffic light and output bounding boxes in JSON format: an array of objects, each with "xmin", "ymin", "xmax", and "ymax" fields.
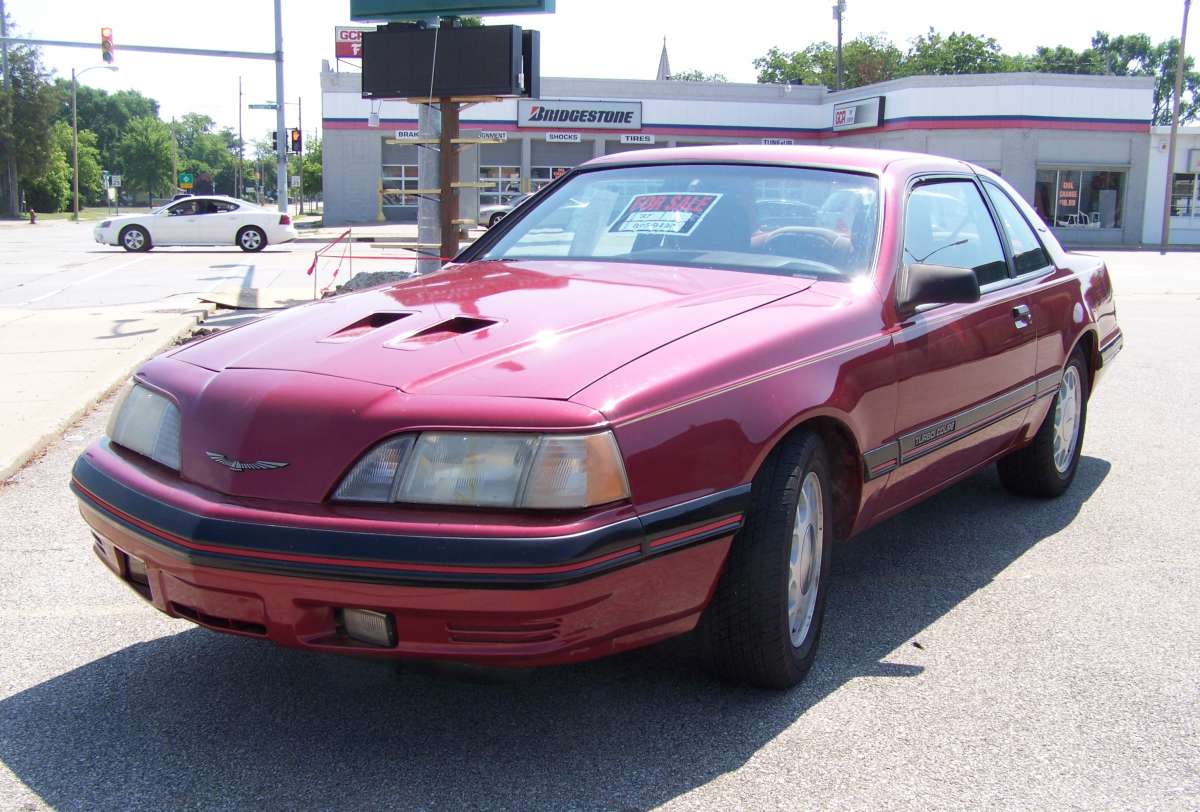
[
  {"xmin": 289, "ymin": 128, "xmax": 302, "ymax": 154},
  {"xmin": 100, "ymin": 27, "xmax": 114, "ymax": 64}
]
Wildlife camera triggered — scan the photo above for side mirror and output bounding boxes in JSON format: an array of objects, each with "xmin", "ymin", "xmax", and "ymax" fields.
[{"xmin": 897, "ymin": 262, "xmax": 981, "ymax": 314}]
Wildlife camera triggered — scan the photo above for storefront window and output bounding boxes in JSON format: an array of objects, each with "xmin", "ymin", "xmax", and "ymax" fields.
[
  {"xmin": 1171, "ymin": 173, "xmax": 1198, "ymax": 217},
  {"xmin": 382, "ymin": 164, "xmax": 419, "ymax": 207},
  {"xmin": 479, "ymin": 165, "xmax": 522, "ymax": 208},
  {"xmin": 531, "ymin": 166, "xmax": 572, "ymax": 192},
  {"xmin": 1034, "ymin": 168, "xmax": 1126, "ymax": 229}
]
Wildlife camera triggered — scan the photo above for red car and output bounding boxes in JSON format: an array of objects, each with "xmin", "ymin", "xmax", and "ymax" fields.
[{"xmin": 72, "ymin": 146, "xmax": 1122, "ymax": 688}]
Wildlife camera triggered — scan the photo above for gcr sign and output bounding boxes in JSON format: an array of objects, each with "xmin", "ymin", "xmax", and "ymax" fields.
[{"xmin": 335, "ymin": 27, "xmax": 372, "ymax": 59}]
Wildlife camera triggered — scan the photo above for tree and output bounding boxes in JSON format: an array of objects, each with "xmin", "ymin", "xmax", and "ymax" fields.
[
  {"xmin": 21, "ymin": 126, "xmax": 69, "ymax": 212},
  {"xmin": 901, "ymin": 29, "xmax": 1018, "ymax": 76},
  {"xmin": 754, "ymin": 35, "xmax": 903, "ymax": 89},
  {"xmin": 0, "ymin": 33, "xmax": 59, "ymax": 211},
  {"xmin": 53, "ymin": 81, "xmax": 158, "ymax": 172},
  {"xmin": 670, "ymin": 69, "xmax": 728, "ymax": 82},
  {"xmin": 1088, "ymin": 32, "xmax": 1199, "ymax": 125},
  {"xmin": 115, "ymin": 116, "xmax": 173, "ymax": 206},
  {"xmin": 33, "ymin": 120, "xmax": 102, "ymax": 209},
  {"xmin": 301, "ymin": 135, "xmax": 322, "ymax": 198}
]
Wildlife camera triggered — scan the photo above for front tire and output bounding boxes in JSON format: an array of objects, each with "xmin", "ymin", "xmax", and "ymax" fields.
[
  {"xmin": 698, "ymin": 431, "xmax": 834, "ymax": 689},
  {"xmin": 237, "ymin": 226, "xmax": 266, "ymax": 252},
  {"xmin": 998, "ymin": 349, "xmax": 1089, "ymax": 498},
  {"xmin": 119, "ymin": 225, "xmax": 150, "ymax": 252},
  {"xmin": 488, "ymin": 212, "xmax": 505, "ymax": 228}
]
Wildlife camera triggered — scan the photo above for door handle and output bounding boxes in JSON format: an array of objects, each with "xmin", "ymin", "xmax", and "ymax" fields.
[{"xmin": 1013, "ymin": 304, "xmax": 1033, "ymax": 329}]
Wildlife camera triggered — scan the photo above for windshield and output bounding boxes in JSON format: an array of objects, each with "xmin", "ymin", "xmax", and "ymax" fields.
[{"xmin": 482, "ymin": 163, "xmax": 880, "ymax": 280}]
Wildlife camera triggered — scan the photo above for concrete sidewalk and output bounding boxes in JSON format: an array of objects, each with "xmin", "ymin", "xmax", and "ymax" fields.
[{"xmin": 0, "ymin": 296, "xmax": 212, "ymax": 481}]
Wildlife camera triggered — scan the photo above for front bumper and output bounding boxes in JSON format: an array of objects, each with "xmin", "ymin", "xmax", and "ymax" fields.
[{"xmin": 72, "ymin": 445, "xmax": 747, "ymax": 665}]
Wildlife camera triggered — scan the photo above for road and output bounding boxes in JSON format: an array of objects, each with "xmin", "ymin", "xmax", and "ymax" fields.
[{"xmin": 0, "ymin": 248, "xmax": 1197, "ymax": 810}]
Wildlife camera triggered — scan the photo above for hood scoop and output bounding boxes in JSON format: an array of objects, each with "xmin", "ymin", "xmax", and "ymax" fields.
[
  {"xmin": 321, "ymin": 311, "xmax": 412, "ymax": 343},
  {"xmin": 385, "ymin": 316, "xmax": 498, "ymax": 350}
]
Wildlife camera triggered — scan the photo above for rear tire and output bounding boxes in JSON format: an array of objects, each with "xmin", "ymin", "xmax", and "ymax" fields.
[
  {"xmin": 998, "ymin": 349, "xmax": 1089, "ymax": 498},
  {"xmin": 488, "ymin": 212, "xmax": 505, "ymax": 228},
  {"xmin": 237, "ymin": 226, "xmax": 266, "ymax": 252},
  {"xmin": 698, "ymin": 431, "xmax": 834, "ymax": 689},
  {"xmin": 119, "ymin": 225, "xmax": 150, "ymax": 252}
]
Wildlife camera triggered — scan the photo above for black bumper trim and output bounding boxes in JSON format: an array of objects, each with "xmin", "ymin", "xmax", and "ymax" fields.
[{"xmin": 72, "ymin": 452, "xmax": 749, "ymax": 588}]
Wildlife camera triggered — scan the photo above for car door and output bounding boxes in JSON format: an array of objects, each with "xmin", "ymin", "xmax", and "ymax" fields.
[
  {"xmin": 980, "ymin": 179, "xmax": 1066, "ymax": 424},
  {"xmin": 154, "ymin": 199, "xmax": 202, "ymax": 245},
  {"xmin": 880, "ymin": 175, "xmax": 1038, "ymax": 511},
  {"xmin": 202, "ymin": 200, "xmax": 242, "ymax": 244}
]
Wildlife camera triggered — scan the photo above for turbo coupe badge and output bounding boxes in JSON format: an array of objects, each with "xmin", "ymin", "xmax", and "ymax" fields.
[{"xmin": 205, "ymin": 451, "xmax": 289, "ymax": 472}]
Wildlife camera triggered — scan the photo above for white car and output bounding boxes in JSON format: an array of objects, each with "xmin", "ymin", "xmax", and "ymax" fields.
[{"xmin": 94, "ymin": 196, "xmax": 298, "ymax": 252}]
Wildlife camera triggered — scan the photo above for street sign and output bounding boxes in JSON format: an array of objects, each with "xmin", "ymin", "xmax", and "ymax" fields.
[
  {"xmin": 290, "ymin": 175, "xmax": 300, "ymax": 188},
  {"xmin": 248, "ymin": 102, "xmax": 278, "ymax": 110},
  {"xmin": 110, "ymin": 174, "xmax": 122, "ymax": 188},
  {"xmin": 178, "ymin": 172, "xmax": 194, "ymax": 190}
]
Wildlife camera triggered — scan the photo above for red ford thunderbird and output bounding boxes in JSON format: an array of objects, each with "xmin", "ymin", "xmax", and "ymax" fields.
[{"xmin": 72, "ymin": 146, "xmax": 1122, "ymax": 688}]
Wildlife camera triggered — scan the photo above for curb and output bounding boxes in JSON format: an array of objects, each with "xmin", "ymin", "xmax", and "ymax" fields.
[{"xmin": 0, "ymin": 303, "xmax": 216, "ymax": 483}]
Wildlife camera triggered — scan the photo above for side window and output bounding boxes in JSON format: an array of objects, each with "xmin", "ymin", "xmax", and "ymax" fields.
[
  {"xmin": 904, "ymin": 180, "xmax": 1008, "ymax": 287},
  {"xmin": 210, "ymin": 201, "xmax": 238, "ymax": 213},
  {"xmin": 168, "ymin": 200, "xmax": 196, "ymax": 216},
  {"xmin": 984, "ymin": 182, "xmax": 1051, "ymax": 275}
]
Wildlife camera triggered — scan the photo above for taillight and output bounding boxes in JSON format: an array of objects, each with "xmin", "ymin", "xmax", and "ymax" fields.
[{"xmin": 279, "ymin": 214, "xmax": 291, "ymax": 225}]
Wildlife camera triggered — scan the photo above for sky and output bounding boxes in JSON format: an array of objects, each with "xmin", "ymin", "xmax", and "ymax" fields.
[{"xmin": 5, "ymin": 0, "xmax": 1194, "ymax": 147}]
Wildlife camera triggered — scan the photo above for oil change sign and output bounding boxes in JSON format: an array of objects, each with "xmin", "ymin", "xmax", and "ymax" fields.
[{"xmin": 610, "ymin": 193, "xmax": 723, "ymax": 236}]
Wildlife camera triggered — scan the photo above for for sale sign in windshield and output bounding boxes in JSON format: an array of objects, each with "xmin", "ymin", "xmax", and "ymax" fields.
[{"xmin": 609, "ymin": 193, "xmax": 723, "ymax": 236}]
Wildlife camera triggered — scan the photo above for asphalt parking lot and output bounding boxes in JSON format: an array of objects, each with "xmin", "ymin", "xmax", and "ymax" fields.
[{"xmin": 0, "ymin": 250, "xmax": 1197, "ymax": 810}]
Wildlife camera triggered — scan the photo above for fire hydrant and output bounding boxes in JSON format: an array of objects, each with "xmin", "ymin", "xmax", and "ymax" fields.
[{"xmin": 28, "ymin": 207, "xmax": 36, "ymax": 224}]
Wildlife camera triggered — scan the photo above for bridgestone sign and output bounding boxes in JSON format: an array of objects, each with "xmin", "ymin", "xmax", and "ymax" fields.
[{"xmin": 518, "ymin": 99, "xmax": 641, "ymax": 130}]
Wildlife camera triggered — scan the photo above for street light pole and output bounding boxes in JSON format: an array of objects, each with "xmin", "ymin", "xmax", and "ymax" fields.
[
  {"xmin": 273, "ymin": 0, "xmax": 287, "ymax": 213},
  {"xmin": 71, "ymin": 64, "xmax": 117, "ymax": 222},
  {"xmin": 833, "ymin": 0, "xmax": 846, "ymax": 92},
  {"xmin": 1160, "ymin": 0, "xmax": 1191, "ymax": 253}
]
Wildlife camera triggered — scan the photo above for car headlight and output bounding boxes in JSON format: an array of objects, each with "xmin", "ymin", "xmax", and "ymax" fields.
[
  {"xmin": 333, "ymin": 431, "xmax": 630, "ymax": 509},
  {"xmin": 99, "ymin": 220, "xmax": 111, "ymax": 228},
  {"xmin": 107, "ymin": 383, "xmax": 182, "ymax": 471}
]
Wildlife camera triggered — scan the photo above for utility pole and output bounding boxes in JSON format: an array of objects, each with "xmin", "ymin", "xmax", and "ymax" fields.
[
  {"xmin": 833, "ymin": 0, "xmax": 846, "ymax": 92},
  {"xmin": 297, "ymin": 95, "xmax": 302, "ymax": 216},
  {"xmin": 72, "ymin": 64, "xmax": 117, "ymax": 221},
  {"xmin": 1, "ymin": 0, "xmax": 17, "ymax": 216},
  {"xmin": 1160, "ymin": 0, "xmax": 1191, "ymax": 253},
  {"xmin": 237, "ymin": 76, "xmax": 243, "ymax": 199},
  {"xmin": 170, "ymin": 118, "xmax": 177, "ymax": 193},
  {"xmin": 273, "ymin": 0, "xmax": 287, "ymax": 213}
]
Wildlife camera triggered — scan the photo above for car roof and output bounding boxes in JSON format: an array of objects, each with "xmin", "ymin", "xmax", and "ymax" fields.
[{"xmin": 582, "ymin": 144, "xmax": 971, "ymax": 175}]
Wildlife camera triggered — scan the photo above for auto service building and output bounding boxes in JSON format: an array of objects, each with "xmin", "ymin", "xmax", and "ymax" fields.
[{"xmin": 320, "ymin": 66, "xmax": 1158, "ymax": 247}]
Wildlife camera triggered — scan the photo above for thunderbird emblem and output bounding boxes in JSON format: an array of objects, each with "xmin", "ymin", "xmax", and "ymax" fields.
[{"xmin": 205, "ymin": 451, "xmax": 289, "ymax": 472}]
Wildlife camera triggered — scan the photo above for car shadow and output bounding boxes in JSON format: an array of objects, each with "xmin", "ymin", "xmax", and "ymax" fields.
[
  {"xmin": 85, "ymin": 249, "xmax": 294, "ymax": 255},
  {"xmin": 0, "ymin": 458, "xmax": 1109, "ymax": 810}
]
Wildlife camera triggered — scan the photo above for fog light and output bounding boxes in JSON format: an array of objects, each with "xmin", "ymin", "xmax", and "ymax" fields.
[
  {"xmin": 341, "ymin": 608, "xmax": 396, "ymax": 647},
  {"xmin": 125, "ymin": 553, "xmax": 149, "ymax": 586}
]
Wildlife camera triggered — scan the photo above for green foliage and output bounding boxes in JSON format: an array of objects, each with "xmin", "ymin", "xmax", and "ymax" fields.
[
  {"xmin": 754, "ymin": 35, "xmax": 903, "ymax": 87},
  {"xmin": 0, "ymin": 38, "xmax": 61, "ymax": 206},
  {"xmin": 171, "ymin": 112, "xmax": 240, "ymax": 195},
  {"xmin": 22, "ymin": 127, "xmax": 69, "ymax": 212},
  {"xmin": 40, "ymin": 120, "xmax": 103, "ymax": 208},
  {"xmin": 670, "ymin": 69, "xmax": 729, "ymax": 82},
  {"xmin": 115, "ymin": 116, "xmax": 174, "ymax": 205},
  {"xmin": 302, "ymin": 136, "xmax": 322, "ymax": 197},
  {"xmin": 753, "ymin": 27, "xmax": 1199, "ymax": 124},
  {"xmin": 900, "ymin": 29, "xmax": 1013, "ymax": 76},
  {"xmin": 53, "ymin": 81, "xmax": 159, "ymax": 172}
]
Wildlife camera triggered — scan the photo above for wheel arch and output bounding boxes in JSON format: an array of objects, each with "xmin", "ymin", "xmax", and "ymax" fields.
[
  {"xmin": 1071, "ymin": 328, "xmax": 1099, "ymax": 393},
  {"xmin": 753, "ymin": 412, "xmax": 864, "ymax": 542}
]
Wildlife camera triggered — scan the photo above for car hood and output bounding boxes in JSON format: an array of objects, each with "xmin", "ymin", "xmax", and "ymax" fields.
[
  {"xmin": 97, "ymin": 214, "xmax": 151, "ymax": 227},
  {"xmin": 171, "ymin": 259, "xmax": 810, "ymax": 400}
]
